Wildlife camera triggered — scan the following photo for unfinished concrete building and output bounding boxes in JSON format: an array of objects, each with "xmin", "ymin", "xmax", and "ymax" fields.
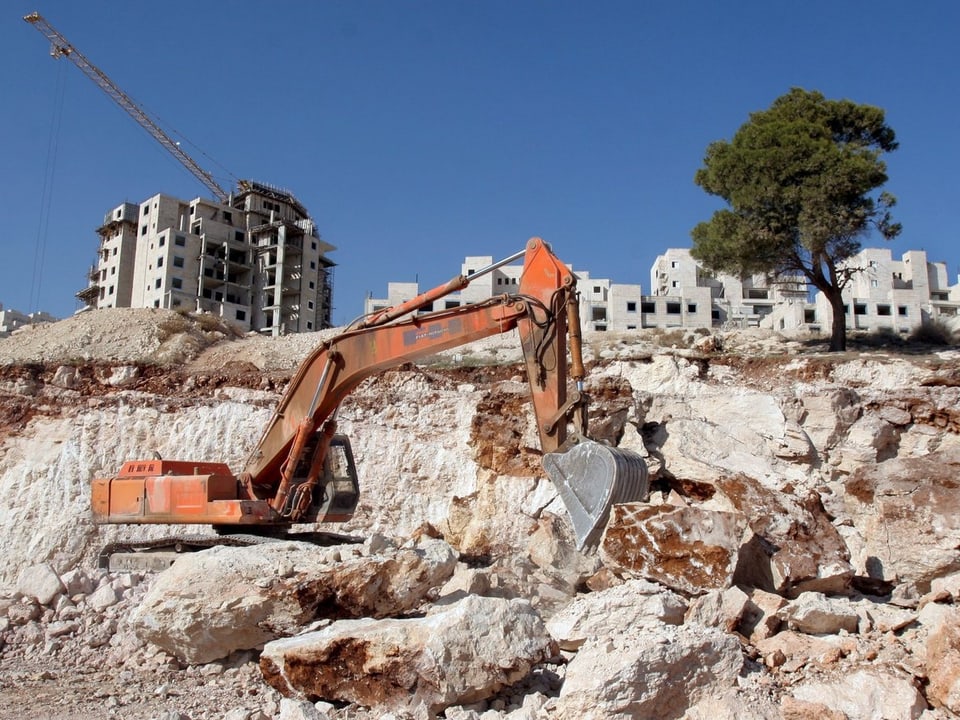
[{"xmin": 77, "ymin": 181, "xmax": 335, "ymax": 335}]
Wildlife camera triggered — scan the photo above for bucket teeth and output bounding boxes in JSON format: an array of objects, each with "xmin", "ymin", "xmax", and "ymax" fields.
[{"xmin": 543, "ymin": 441, "xmax": 649, "ymax": 550}]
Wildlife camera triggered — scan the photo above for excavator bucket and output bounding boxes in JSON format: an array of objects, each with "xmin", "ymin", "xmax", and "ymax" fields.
[{"xmin": 543, "ymin": 441, "xmax": 649, "ymax": 550}]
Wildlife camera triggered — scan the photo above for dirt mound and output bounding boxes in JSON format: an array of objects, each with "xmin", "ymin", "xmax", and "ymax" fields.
[{"xmin": 0, "ymin": 308, "xmax": 245, "ymax": 366}]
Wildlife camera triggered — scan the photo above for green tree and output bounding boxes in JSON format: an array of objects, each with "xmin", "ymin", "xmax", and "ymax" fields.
[{"xmin": 691, "ymin": 88, "xmax": 900, "ymax": 351}]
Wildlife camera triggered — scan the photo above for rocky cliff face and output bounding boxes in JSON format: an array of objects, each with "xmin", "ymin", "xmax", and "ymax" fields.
[{"xmin": 1, "ymin": 309, "xmax": 960, "ymax": 720}]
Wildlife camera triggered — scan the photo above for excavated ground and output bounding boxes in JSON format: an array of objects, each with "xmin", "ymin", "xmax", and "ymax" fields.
[{"xmin": 2, "ymin": 309, "xmax": 959, "ymax": 720}]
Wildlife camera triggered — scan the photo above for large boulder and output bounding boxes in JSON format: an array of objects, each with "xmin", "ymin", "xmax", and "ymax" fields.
[
  {"xmin": 131, "ymin": 538, "xmax": 457, "ymax": 664},
  {"xmin": 546, "ymin": 579, "xmax": 686, "ymax": 650},
  {"xmin": 788, "ymin": 669, "xmax": 926, "ymax": 719},
  {"xmin": 716, "ymin": 474, "xmax": 853, "ymax": 596},
  {"xmin": 260, "ymin": 595, "xmax": 556, "ymax": 715},
  {"xmin": 599, "ymin": 503, "xmax": 744, "ymax": 595},
  {"xmin": 554, "ymin": 623, "xmax": 743, "ymax": 719},
  {"xmin": 843, "ymin": 449, "xmax": 960, "ymax": 594}
]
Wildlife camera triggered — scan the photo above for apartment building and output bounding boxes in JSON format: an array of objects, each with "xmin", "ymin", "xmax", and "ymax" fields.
[
  {"xmin": 364, "ymin": 255, "xmax": 525, "ymax": 317},
  {"xmin": 77, "ymin": 181, "xmax": 335, "ymax": 335},
  {"xmin": 802, "ymin": 248, "xmax": 960, "ymax": 334},
  {"xmin": 0, "ymin": 303, "xmax": 57, "ymax": 338},
  {"xmin": 364, "ymin": 254, "xmax": 616, "ymax": 330},
  {"xmin": 364, "ymin": 246, "xmax": 960, "ymax": 335}
]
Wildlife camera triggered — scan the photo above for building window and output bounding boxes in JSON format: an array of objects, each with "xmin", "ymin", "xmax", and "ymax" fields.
[
  {"xmin": 172, "ymin": 277, "xmax": 182, "ymax": 289},
  {"xmin": 627, "ymin": 325, "xmax": 636, "ymax": 330},
  {"xmin": 155, "ymin": 279, "xmax": 162, "ymax": 289},
  {"xmin": 308, "ymin": 301, "xmax": 315, "ymax": 310},
  {"xmin": 871, "ymin": 279, "xmax": 878, "ymax": 288},
  {"xmin": 666, "ymin": 302, "xmax": 682, "ymax": 314},
  {"xmin": 877, "ymin": 304, "xmax": 891, "ymax": 316},
  {"xmin": 310, "ymin": 261, "xmax": 316, "ymax": 270},
  {"xmin": 111, "ymin": 267, "xmax": 116, "ymax": 275},
  {"xmin": 108, "ymin": 285, "xmax": 114, "ymax": 295},
  {"xmin": 175, "ymin": 235, "xmax": 186, "ymax": 247},
  {"xmin": 309, "ymin": 281, "xmax": 315, "ymax": 289},
  {"xmin": 113, "ymin": 248, "xmax": 118, "ymax": 256},
  {"xmin": 141, "ymin": 225, "xmax": 148, "ymax": 236},
  {"xmin": 594, "ymin": 286, "xmax": 601, "ymax": 294},
  {"xmin": 671, "ymin": 280, "xmax": 679, "ymax": 288},
  {"xmin": 173, "ymin": 256, "xmax": 184, "ymax": 268},
  {"xmin": 445, "ymin": 301, "xmax": 460, "ymax": 309},
  {"xmin": 641, "ymin": 301, "xmax": 655, "ymax": 313},
  {"xmin": 869, "ymin": 260, "xmax": 877, "ymax": 268},
  {"xmin": 235, "ymin": 231, "xmax": 244, "ymax": 242},
  {"xmin": 143, "ymin": 205, "xmax": 149, "ymax": 214},
  {"xmin": 311, "ymin": 241, "xmax": 317, "ymax": 250},
  {"xmin": 236, "ymin": 310, "xmax": 246, "ymax": 321},
  {"xmin": 157, "ymin": 257, "xmax": 164, "ymax": 268},
  {"xmin": 898, "ymin": 306, "xmax": 908, "ymax": 317},
  {"xmin": 307, "ymin": 321, "xmax": 313, "ymax": 330},
  {"xmin": 159, "ymin": 235, "xmax": 166, "ymax": 247},
  {"xmin": 854, "ymin": 303, "xmax": 867, "ymax": 315},
  {"xmin": 687, "ymin": 303, "xmax": 697, "ymax": 313},
  {"xmin": 223, "ymin": 211, "xmax": 232, "ymax": 224},
  {"xmin": 595, "ymin": 324, "xmax": 607, "ymax": 331},
  {"xmin": 626, "ymin": 301, "xmax": 637, "ymax": 312},
  {"xmin": 592, "ymin": 308, "xmax": 607, "ymax": 322},
  {"xmin": 671, "ymin": 261, "xmax": 678, "ymax": 268}
]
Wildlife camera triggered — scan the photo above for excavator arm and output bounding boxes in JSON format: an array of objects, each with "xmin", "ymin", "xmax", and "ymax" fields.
[{"xmin": 91, "ymin": 238, "xmax": 647, "ymax": 549}]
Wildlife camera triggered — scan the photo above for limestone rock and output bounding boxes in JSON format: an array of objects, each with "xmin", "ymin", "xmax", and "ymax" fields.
[
  {"xmin": 789, "ymin": 669, "xmax": 926, "ymax": 719},
  {"xmin": 554, "ymin": 623, "xmax": 743, "ymax": 719},
  {"xmin": 260, "ymin": 595, "xmax": 556, "ymax": 714},
  {"xmin": 599, "ymin": 503, "xmax": 744, "ymax": 595},
  {"xmin": 717, "ymin": 474, "xmax": 853, "ymax": 595},
  {"xmin": 131, "ymin": 538, "xmax": 457, "ymax": 664},
  {"xmin": 739, "ymin": 588, "xmax": 786, "ymax": 643},
  {"xmin": 797, "ymin": 388, "xmax": 861, "ymax": 453},
  {"xmin": 755, "ymin": 631, "xmax": 858, "ymax": 673},
  {"xmin": 843, "ymin": 450, "xmax": 960, "ymax": 594},
  {"xmin": 779, "ymin": 592, "xmax": 860, "ymax": 635},
  {"xmin": 546, "ymin": 579, "xmax": 686, "ymax": 650},
  {"xmin": 16, "ymin": 563, "xmax": 64, "ymax": 606},
  {"xmin": 685, "ymin": 585, "xmax": 749, "ymax": 632},
  {"xmin": 925, "ymin": 607, "xmax": 960, "ymax": 713}
]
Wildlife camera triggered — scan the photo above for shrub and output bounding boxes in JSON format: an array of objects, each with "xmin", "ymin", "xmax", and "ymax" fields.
[{"xmin": 908, "ymin": 319, "xmax": 957, "ymax": 346}]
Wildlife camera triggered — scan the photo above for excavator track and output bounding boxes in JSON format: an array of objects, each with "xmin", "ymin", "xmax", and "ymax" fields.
[{"xmin": 98, "ymin": 531, "xmax": 362, "ymax": 573}]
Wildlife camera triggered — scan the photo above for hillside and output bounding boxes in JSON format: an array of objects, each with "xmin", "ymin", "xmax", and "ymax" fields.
[{"xmin": 1, "ymin": 308, "xmax": 959, "ymax": 720}]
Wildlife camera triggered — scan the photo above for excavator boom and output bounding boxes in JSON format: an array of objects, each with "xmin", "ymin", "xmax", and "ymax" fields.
[{"xmin": 91, "ymin": 238, "xmax": 647, "ymax": 550}]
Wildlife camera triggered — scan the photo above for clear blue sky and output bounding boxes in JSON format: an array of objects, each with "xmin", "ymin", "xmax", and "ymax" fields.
[{"xmin": 2, "ymin": 1, "xmax": 958, "ymax": 326}]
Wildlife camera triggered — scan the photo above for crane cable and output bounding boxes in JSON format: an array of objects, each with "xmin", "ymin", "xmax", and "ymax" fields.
[{"xmin": 31, "ymin": 60, "xmax": 68, "ymax": 315}]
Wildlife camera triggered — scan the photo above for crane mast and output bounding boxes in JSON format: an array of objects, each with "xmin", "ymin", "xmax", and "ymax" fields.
[{"xmin": 24, "ymin": 11, "xmax": 230, "ymax": 204}]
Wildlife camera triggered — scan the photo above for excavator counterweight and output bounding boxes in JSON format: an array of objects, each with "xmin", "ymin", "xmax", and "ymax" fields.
[{"xmin": 91, "ymin": 239, "xmax": 647, "ymax": 556}]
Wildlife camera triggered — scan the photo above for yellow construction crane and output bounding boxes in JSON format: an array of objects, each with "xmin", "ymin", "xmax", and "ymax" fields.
[{"xmin": 24, "ymin": 11, "xmax": 231, "ymax": 204}]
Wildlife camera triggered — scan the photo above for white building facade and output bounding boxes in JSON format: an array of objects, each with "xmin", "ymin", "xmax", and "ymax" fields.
[
  {"xmin": 77, "ymin": 181, "xmax": 335, "ymax": 335},
  {"xmin": 364, "ymin": 247, "xmax": 959, "ymax": 336},
  {"xmin": 0, "ymin": 303, "xmax": 57, "ymax": 338}
]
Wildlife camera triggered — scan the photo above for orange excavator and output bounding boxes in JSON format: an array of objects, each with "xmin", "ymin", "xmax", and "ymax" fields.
[{"xmin": 91, "ymin": 238, "xmax": 647, "ymax": 561}]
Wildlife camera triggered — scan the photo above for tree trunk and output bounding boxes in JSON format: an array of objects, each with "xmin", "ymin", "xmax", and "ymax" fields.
[{"xmin": 825, "ymin": 287, "xmax": 847, "ymax": 352}]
